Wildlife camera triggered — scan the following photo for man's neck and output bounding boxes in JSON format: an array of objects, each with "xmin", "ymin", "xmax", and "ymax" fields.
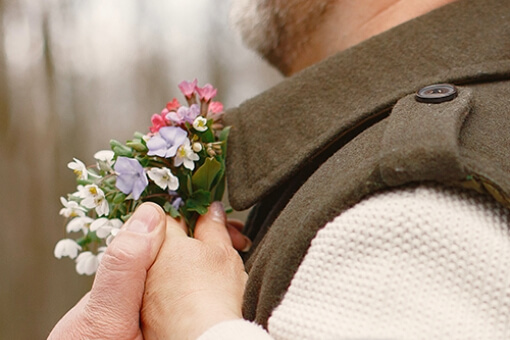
[{"xmin": 288, "ymin": 0, "xmax": 458, "ymax": 75}]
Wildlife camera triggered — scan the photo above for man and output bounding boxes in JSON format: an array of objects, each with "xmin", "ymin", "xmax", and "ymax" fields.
[{"xmin": 50, "ymin": 0, "xmax": 510, "ymax": 338}]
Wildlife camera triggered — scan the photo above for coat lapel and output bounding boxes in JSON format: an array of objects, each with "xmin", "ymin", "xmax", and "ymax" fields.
[{"xmin": 225, "ymin": 0, "xmax": 510, "ymax": 211}]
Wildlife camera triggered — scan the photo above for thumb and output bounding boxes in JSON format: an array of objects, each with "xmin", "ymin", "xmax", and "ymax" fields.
[
  {"xmin": 86, "ymin": 202, "xmax": 166, "ymax": 322},
  {"xmin": 194, "ymin": 201, "xmax": 232, "ymax": 246}
]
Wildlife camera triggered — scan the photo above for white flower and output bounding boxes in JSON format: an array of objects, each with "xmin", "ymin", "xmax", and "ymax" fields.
[
  {"xmin": 66, "ymin": 216, "xmax": 94, "ymax": 234},
  {"xmin": 97, "ymin": 247, "xmax": 107, "ymax": 262},
  {"xmin": 174, "ymin": 139, "xmax": 200, "ymax": 170},
  {"xmin": 59, "ymin": 197, "xmax": 86, "ymax": 218},
  {"xmin": 90, "ymin": 218, "xmax": 123, "ymax": 239},
  {"xmin": 80, "ymin": 184, "xmax": 109, "ymax": 216},
  {"xmin": 147, "ymin": 167, "xmax": 179, "ymax": 191},
  {"xmin": 70, "ymin": 185, "xmax": 84, "ymax": 198},
  {"xmin": 94, "ymin": 150, "xmax": 115, "ymax": 171},
  {"xmin": 193, "ymin": 116, "xmax": 208, "ymax": 132},
  {"xmin": 75, "ymin": 251, "xmax": 100, "ymax": 275},
  {"xmin": 106, "ymin": 229, "xmax": 120, "ymax": 245},
  {"xmin": 68, "ymin": 158, "xmax": 88, "ymax": 180},
  {"xmin": 54, "ymin": 239, "xmax": 81, "ymax": 259}
]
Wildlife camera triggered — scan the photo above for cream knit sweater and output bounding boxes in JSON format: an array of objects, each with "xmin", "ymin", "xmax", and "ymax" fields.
[{"xmin": 199, "ymin": 184, "xmax": 510, "ymax": 340}]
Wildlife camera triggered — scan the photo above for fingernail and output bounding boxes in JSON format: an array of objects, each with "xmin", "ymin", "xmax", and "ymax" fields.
[
  {"xmin": 125, "ymin": 204, "xmax": 159, "ymax": 234},
  {"xmin": 242, "ymin": 236, "xmax": 252, "ymax": 252},
  {"xmin": 209, "ymin": 201, "xmax": 226, "ymax": 224}
]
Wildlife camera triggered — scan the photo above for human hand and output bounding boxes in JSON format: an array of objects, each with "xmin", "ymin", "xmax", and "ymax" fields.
[
  {"xmin": 141, "ymin": 202, "xmax": 248, "ymax": 340},
  {"xmin": 226, "ymin": 218, "xmax": 252, "ymax": 252},
  {"xmin": 48, "ymin": 203, "xmax": 167, "ymax": 340}
]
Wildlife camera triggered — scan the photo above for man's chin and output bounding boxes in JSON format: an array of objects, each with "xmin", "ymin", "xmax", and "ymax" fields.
[{"xmin": 228, "ymin": 0, "xmax": 278, "ymax": 60}]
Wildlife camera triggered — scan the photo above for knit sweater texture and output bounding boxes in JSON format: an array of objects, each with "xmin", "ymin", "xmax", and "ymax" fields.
[{"xmin": 199, "ymin": 185, "xmax": 510, "ymax": 339}]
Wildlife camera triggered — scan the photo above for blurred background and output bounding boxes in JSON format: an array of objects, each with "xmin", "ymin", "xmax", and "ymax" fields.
[{"xmin": 0, "ymin": 0, "xmax": 281, "ymax": 338}]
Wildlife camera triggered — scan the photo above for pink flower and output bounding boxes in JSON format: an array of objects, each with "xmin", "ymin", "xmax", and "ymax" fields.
[
  {"xmin": 166, "ymin": 98, "xmax": 181, "ymax": 111},
  {"xmin": 150, "ymin": 113, "xmax": 168, "ymax": 133},
  {"xmin": 196, "ymin": 84, "xmax": 217, "ymax": 102},
  {"xmin": 208, "ymin": 101, "xmax": 223, "ymax": 114},
  {"xmin": 178, "ymin": 79, "xmax": 198, "ymax": 98}
]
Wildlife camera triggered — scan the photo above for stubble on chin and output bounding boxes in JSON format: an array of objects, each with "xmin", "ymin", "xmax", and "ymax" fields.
[
  {"xmin": 229, "ymin": 0, "xmax": 278, "ymax": 58},
  {"xmin": 229, "ymin": 0, "xmax": 335, "ymax": 75}
]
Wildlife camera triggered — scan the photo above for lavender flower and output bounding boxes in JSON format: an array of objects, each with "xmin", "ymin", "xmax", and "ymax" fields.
[
  {"xmin": 114, "ymin": 157, "xmax": 148, "ymax": 200},
  {"xmin": 172, "ymin": 197, "xmax": 183, "ymax": 210},
  {"xmin": 146, "ymin": 126, "xmax": 188, "ymax": 158},
  {"xmin": 166, "ymin": 104, "xmax": 200, "ymax": 125}
]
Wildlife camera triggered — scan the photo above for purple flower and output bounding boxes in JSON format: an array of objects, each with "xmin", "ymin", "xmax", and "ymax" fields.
[
  {"xmin": 146, "ymin": 126, "xmax": 188, "ymax": 158},
  {"xmin": 114, "ymin": 157, "xmax": 148, "ymax": 200},
  {"xmin": 166, "ymin": 104, "xmax": 200, "ymax": 125},
  {"xmin": 172, "ymin": 197, "xmax": 183, "ymax": 210}
]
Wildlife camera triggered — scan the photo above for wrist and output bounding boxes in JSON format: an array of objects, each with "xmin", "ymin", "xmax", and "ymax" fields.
[{"xmin": 143, "ymin": 291, "xmax": 243, "ymax": 340}]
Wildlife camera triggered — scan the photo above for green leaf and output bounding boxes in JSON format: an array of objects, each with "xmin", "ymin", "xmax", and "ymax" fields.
[
  {"xmin": 196, "ymin": 121, "xmax": 215, "ymax": 143},
  {"xmin": 126, "ymin": 140, "xmax": 148, "ymax": 152},
  {"xmin": 185, "ymin": 200, "xmax": 208, "ymax": 215},
  {"xmin": 137, "ymin": 156, "xmax": 150, "ymax": 167},
  {"xmin": 76, "ymin": 236, "xmax": 89, "ymax": 247},
  {"xmin": 192, "ymin": 190, "xmax": 211, "ymax": 202},
  {"xmin": 219, "ymin": 126, "xmax": 231, "ymax": 142},
  {"xmin": 163, "ymin": 201, "xmax": 181, "ymax": 218},
  {"xmin": 134, "ymin": 131, "xmax": 145, "ymax": 139},
  {"xmin": 212, "ymin": 174, "xmax": 226, "ymax": 202},
  {"xmin": 76, "ymin": 179, "xmax": 94, "ymax": 186},
  {"xmin": 192, "ymin": 157, "xmax": 222, "ymax": 192},
  {"xmin": 112, "ymin": 192, "xmax": 127, "ymax": 204},
  {"xmin": 121, "ymin": 213, "xmax": 133, "ymax": 222},
  {"xmin": 117, "ymin": 203, "xmax": 127, "ymax": 216},
  {"xmin": 185, "ymin": 190, "xmax": 211, "ymax": 215},
  {"xmin": 110, "ymin": 139, "xmax": 124, "ymax": 148},
  {"xmin": 110, "ymin": 139, "xmax": 133, "ymax": 157},
  {"xmin": 186, "ymin": 173, "xmax": 193, "ymax": 195}
]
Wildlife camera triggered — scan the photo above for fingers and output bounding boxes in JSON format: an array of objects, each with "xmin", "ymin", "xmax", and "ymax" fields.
[
  {"xmin": 227, "ymin": 223, "xmax": 252, "ymax": 252},
  {"xmin": 195, "ymin": 203, "xmax": 252, "ymax": 251},
  {"xmin": 227, "ymin": 219, "xmax": 244, "ymax": 232},
  {"xmin": 86, "ymin": 203, "xmax": 166, "ymax": 323},
  {"xmin": 194, "ymin": 202, "xmax": 232, "ymax": 246},
  {"xmin": 165, "ymin": 215, "xmax": 188, "ymax": 238}
]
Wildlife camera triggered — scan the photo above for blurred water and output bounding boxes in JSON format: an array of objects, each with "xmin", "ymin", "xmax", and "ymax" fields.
[{"xmin": 0, "ymin": 1, "xmax": 281, "ymax": 338}]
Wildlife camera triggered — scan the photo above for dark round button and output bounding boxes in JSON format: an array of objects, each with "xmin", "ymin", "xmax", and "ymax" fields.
[{"xmin": 415, "ymin": 84, "xmax": 458, "ymax": 104}]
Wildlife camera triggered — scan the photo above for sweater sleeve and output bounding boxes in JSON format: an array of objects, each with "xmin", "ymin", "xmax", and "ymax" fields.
[
  {"xmin": 197, "ymin": 319, "xmax": 273, "ymax": 340},
  {"xmin": 200, "ymin": 184, "xmax": 510, "ymax": 339},
  {"xmin": 268, "ymin": 184, "xmax": 510, "ymax": 339}
]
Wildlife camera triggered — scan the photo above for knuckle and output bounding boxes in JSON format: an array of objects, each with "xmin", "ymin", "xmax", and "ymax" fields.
[
  {"xmin": 99, "ymin": 243, "xmax": 138, "ymax": 272},
  {"xmin": 214, "ymin": 244, "xmax": 245, "ymax": 271}
]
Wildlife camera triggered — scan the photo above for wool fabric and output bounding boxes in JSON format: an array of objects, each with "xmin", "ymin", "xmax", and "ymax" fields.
[{"xmin": 200, "ymin": 185, "xmax": 510, "ymax": 339}]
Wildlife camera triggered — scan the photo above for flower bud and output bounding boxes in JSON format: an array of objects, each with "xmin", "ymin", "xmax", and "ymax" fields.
[
  {"xmin": 192, "ymin": 142, "xmax": 203, "ymax": 152},
  {"xmin": 206, "ymin": 146, "xmax": 216, "ymax": 157}
]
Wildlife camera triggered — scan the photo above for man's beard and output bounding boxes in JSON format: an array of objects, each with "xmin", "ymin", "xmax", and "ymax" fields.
[{"xmin": 229, "ymin": 0, "xmax": 335, "ymax": 75}]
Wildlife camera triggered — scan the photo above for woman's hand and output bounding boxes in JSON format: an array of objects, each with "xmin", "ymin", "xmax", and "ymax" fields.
[
  {"xmin": 141, "ymin": 202, "xmax": 248, "ymax": 340},
  {"xmin": 48, "ymin": 203, "xmax": 167, "ymax": 340}
]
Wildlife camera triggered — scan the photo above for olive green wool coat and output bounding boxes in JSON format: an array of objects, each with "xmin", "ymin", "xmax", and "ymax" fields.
[{"xmin": 224, "ymin": 0, "xmax": 510, "ymax": 328}]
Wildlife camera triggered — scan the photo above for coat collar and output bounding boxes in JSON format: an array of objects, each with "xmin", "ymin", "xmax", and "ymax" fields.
[{"xmin": 225, "ymin": 0, "xmax": 510, "ymax": 210}]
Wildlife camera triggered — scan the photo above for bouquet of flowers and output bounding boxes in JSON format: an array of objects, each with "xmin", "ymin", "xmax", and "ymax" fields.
[{"xmin": 54, "ymin": 80, "xmax": 229, "ymax": 275}]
